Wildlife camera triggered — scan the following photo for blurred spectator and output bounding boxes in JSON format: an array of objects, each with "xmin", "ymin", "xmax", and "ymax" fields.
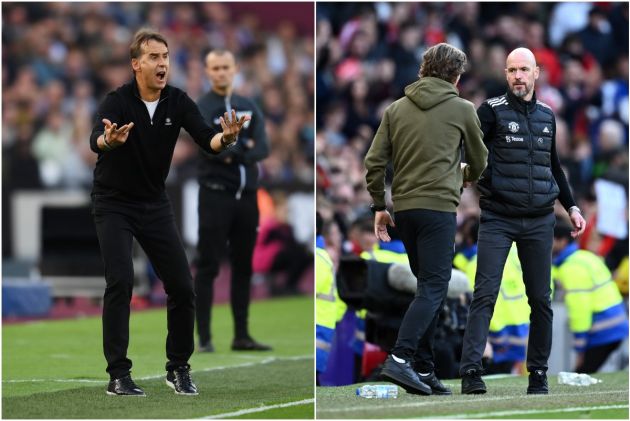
[
  {"xmin": 553, "ymin": 220, "xmax": 629, "ymax": 373},
  {"xmin": 253, "ymin": 191, "xmax": 313, "ymax": 296}
]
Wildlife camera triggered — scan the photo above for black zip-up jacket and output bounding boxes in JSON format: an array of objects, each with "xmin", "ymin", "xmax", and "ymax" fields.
[
  {"xmin": 476, "ymin": 90, "xmax": 576, "ymax": 216},
  {"xmin": 196, "ymin": 91, "xmax": 269, "ymax": 198},
  {"xmin": 90, "ymin": 79, "xmax": 218, "ymax": 200}
]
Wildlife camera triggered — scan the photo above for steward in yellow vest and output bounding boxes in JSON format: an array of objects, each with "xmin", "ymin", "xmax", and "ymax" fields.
[{"xmin": 553, "ymin": 222, "xmax": 629, "ymax": 373}]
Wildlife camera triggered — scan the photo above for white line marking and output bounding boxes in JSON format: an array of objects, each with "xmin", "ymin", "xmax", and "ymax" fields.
[
  {"xmin": 202, "ymin": 398, "xmax": 314, "ymax": 419},
  {"xmin": 4, "ymin": 379, "xmax": 105, "ymax": 384},
  {"xmin": 429, "ymin": 404, "xmax": 629, "ymax": 419},
  {"xmin": 316, "ymin": 389, "xmax": 629, "ymax": 413},
  {"xmin": 4, "ymin": 355, "xmax": 312, "ymax": 384}
]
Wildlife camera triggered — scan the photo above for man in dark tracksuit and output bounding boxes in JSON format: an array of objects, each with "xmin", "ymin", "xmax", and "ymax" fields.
[
  {"xmin": 459, "ymin": 48, "xmax": 587, "ymax": 395},
  {"xmin": 195, "ymin": 49, "xmax": 270, "ymax": 352},
  {"xmin": 90, "ymin": 30, "xmax": 248, "ymax": 396}
]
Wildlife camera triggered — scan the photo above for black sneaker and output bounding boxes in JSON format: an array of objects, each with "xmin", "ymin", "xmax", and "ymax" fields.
[
  {"xmin": 380, "ymin": 355, "xmax": 432, "ymax": 395},
  {"xmin": 527, "ymin": 369, "xmax": 549, "ymax": 395},
  {"xmin": 166, "ymin": 367, "xmax": 198, "ymax": 395},
  {"xmin": 197, "ymin": 341, "xmax": 215, "ymax": 353},
  {"xmin": 231, "ymin": 337, "xmax": 272, "ymax": 351},
  {"xmin": 107, "ymin": 375, "xmax": 146, "ymax": 396},
  {"xmin": 417, "ymin": 372, "xmax": 452, "ymax": 395},
  {"xmin": 461, "ymin": 368, "xmax": 487, "ymax": 394}
]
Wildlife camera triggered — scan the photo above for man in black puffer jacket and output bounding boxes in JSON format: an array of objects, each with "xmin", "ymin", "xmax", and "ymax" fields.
[{"xmin": 459, "ymin": 48, "xmax": 587, "ymax": 395}]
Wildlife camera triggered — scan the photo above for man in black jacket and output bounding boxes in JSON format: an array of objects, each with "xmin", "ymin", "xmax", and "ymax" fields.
[
  {"xmin": 194, "ymin": 49, "xmax": 270, "ymax": 352},
  {"xmin": 89, "ymin": 29, "xmax": 248, "ymax": 396},
  {"xmin": 459, "ymin": 48, "xmax": 586, "ymax": 395}
]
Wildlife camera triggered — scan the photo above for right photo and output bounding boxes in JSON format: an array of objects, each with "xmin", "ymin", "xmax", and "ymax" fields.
[{"xmin": 315, "ymin": 2, "xmax": 629, "ymax": 419}]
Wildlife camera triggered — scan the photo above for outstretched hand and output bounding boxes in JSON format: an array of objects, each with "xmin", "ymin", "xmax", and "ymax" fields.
[
  {"xmin": 220, "ymin": 109, "xmax": 250, "ymax": 145},
  {"xmin": 374, "ymin": 210, "xmax": 395, "ymax": 242},
  {"xmin": 102, "ymin": 118, "xmax": 134, "ymax": 148}
]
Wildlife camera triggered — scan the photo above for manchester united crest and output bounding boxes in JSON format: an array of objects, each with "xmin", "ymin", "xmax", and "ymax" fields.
[{"xmin": 508, "ymin": 121, "xmax": 519, "ymax": 133}]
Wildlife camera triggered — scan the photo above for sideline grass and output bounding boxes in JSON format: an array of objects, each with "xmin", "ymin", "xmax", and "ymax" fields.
[
  {"xmin": 3, "ymin": 296, "xmax": 314, "ymax": 418},
  {"xmin": 316, "ymin": 371, "xmax": 629, "ymax": 419}
]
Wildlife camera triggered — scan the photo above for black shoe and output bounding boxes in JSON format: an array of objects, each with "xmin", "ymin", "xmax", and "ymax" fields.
[
  {"xmin": 417, "ymin": 372, "xmax": 452, "ymax": 395},
  {"xmin": 197, "ymin": 341, "xmax": 215, "ymax": 353},
  {"xmin": 231, "ymin": 337, "xmax": 272, "ymax": 351},
  {"xmin": 166, "ymin": 367, "xmax": 198, "ymax": 395},
  {"xmin": 527, "ymin": 369, "xmax": 549, "ymax": 395},
  {"xmin": 380, "ymin": 355, "xmax": 432, "ymax": 395},
  {"xmin": 461, "ymin": 369, "xmax": 487, "ymax": 394},
  {"xmin": 107, "ymin": 375, "xmax": 146, "ymax": 396}
]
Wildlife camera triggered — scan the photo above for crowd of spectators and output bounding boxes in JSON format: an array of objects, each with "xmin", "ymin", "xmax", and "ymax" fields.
[
  {"xmin": 2, "ymin": 2, "xmax": 314, "ymax": 258},
  {"xmin": 316, "ymin": 2, "xmax": 628, "ymax": 276}
]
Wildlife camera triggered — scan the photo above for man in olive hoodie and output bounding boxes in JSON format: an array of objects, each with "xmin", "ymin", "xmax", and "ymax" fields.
[{"xmin": 365, "ymin": 43, "xmax": 487, "ymax": 395}]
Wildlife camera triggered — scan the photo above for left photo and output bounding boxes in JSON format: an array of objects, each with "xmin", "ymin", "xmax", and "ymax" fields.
[{"xmin": 2, "ymin": 2, "xmax": 314, "ymax": 418}]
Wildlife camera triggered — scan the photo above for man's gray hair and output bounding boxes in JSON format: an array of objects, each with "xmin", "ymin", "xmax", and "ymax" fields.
[{"xmin": 419, "ymin": 43, "xmax": 467, "ymax": 83}]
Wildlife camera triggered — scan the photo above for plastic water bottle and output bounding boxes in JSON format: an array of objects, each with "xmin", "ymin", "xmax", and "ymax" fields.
[
  {"xmin": 356, "ymin": 384, "xmax": 398, "ymax": 398},
  {"xmin": 558, "ymin": 371, "xmax": 602, "ymax": 386}
]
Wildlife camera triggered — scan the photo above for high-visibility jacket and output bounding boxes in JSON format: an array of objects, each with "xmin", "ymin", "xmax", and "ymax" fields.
[
  {"xmin": 614, "ymin": 256, "xmax": 628, "ymax": 295},
  {"xmin": 453, "ymin": 245, "xmax": 478, "ymax": 273},
  {"xmin": 553, "ymin": 242, "xmax": 629, "ymax": 352},
  {"xmin": 358, "ymin": 241, "xmax": 409, "ymax": 354},
  {"xmin": 467, "ymin": 244, "xmax": 530, "ymax": 363},
  {"xmin": 360, "ymin": 241, "xmax": 409, "ymax": 265},
  {"xmin": 316, "ymin": 243, "xmax": 341, "ymax": 373}
]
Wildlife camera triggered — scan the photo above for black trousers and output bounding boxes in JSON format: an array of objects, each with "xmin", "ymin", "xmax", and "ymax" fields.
[
  {"xmin": 576, "ymin": 340, "xmax": 623, "ymax": 373},
  {"xmin": 93, "ymin": 193, "xmax": 194, "ymax": 380},
  {"xmin": 390, "ymin": 209, "xmax": 456, "ymax": 366},
  {"xmin": 194, "ymin": 187, "xmax": 258, "ymax": 345},
  {"xmin": 460, "ymin": 210, "xmax": 555, "ymax": 375}
]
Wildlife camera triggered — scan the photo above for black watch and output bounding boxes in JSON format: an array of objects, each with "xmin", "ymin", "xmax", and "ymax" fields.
[
  {"xmin": 370, "ymin": 204, "xmax": 387, "ymax": 214},
  {"xmin": 221, "ymin": 134, "xmax": 236, "ymax": 149}
]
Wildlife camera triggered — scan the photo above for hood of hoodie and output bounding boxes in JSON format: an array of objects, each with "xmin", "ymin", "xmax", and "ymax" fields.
[{"xmin": 404, "ymin": 77, "xmax": 459, "ymax": 110}]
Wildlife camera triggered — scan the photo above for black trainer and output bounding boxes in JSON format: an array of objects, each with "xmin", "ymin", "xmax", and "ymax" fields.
[
  {"xmin": 166, "ymin": 367, "xmax": 198, "ymax": 395},
  {"xmin": 417, "ymin": 371, "xmax": 452, "ymax": 395},
  {"xmin": 231, "ymin": 337, "xmax": 272, "ymax": 351},
  {"xmin": 380, "ymin": 355, "xmax": 432, "ymax": 395},
  {"xmin": 527, "ymin": 369, "xmax": 549, "ymax": 395},
  {"xmin": 461, "ymin": 368, "xmax": 487, "ymax": 394},
  {"xmin": 197, "ymin": 341, "xmax": 215, "ymax": 353},
  {"xmin": 106, "ymin": 375, "xmax": 146, "ymax": 396}
]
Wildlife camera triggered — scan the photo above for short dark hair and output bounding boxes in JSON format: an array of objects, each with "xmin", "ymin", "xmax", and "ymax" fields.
[
  {"xmin": 129, "ymin": 29, "xmax": 168, "ymax": 61},
  {"xmin": 553, "ymin": 219, "xmax": 574, "ymax": 241},
  {"xmin": 419, "ymin": 43, "xmax": 467, "ymax": 83}
]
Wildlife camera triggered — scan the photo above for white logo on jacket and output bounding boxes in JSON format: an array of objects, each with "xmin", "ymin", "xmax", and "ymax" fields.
[
  {"xmin": 505, "ymin": 135, "xmax": 524, "ymax": 143},
  {"xmin": 543, "ymin": 126, "xmax": 550, "ymax": 133},
  {"xmin": 165, "ymin": 117, "xmax": 172, "ymax": 126},
  {"xmin": 508, "ymin": 121, "xmax": 519, "ymax": 133}
]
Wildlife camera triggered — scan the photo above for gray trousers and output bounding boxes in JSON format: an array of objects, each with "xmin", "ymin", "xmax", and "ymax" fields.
[{"xmin": 460, "ymin": 209, "xmax": 555, "ymax": 375}]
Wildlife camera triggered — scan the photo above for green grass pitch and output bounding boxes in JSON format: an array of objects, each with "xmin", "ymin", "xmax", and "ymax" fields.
[
  {"xmin": 317, "ymin": 371, "xmax": 629, "ymax": 419},
  {"xmin": 2, "ymin": 296, "xmax": 314, "ymax": 419}
]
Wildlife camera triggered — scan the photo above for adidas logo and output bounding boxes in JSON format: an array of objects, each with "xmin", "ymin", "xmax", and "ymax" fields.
[
  {"xmin": 165, "ymin": 117, "xmax": 172, "ymax": 126},
  {"xmin": 542, "ymin": 126, "xmax": 550, "ymax": 133}
]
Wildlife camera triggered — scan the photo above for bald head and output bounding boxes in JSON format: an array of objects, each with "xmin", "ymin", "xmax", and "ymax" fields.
[
  {"xmin": 205, "ymin": 49, "xmax": 237, "ymax": 95},
  {"xmin": 506, "ymin": 48, "xmax": 537, "ymax": 67},
  {"xmin": 505, "ymin": 47, "xmax": 539, "ymax": 101}
]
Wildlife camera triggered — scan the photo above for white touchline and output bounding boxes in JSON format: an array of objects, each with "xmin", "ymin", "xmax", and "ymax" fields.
[
  {"xmin": 202, "ymin": 398, "xmax": 314, "ymax": 419},
  {"xmin": 316, "ymin": 390, "xmax": 629, "ymax": 413},
  {"xmin": 3, "ymin": 379, "xmax": 106, "ymax": 384},
  {"xmin": 3, "ymin": 355, "xmax": 312, "ymax": 384},
  {"xmin": 428, "ymin": 404, "xmax": 629, "ymax": 419}
]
